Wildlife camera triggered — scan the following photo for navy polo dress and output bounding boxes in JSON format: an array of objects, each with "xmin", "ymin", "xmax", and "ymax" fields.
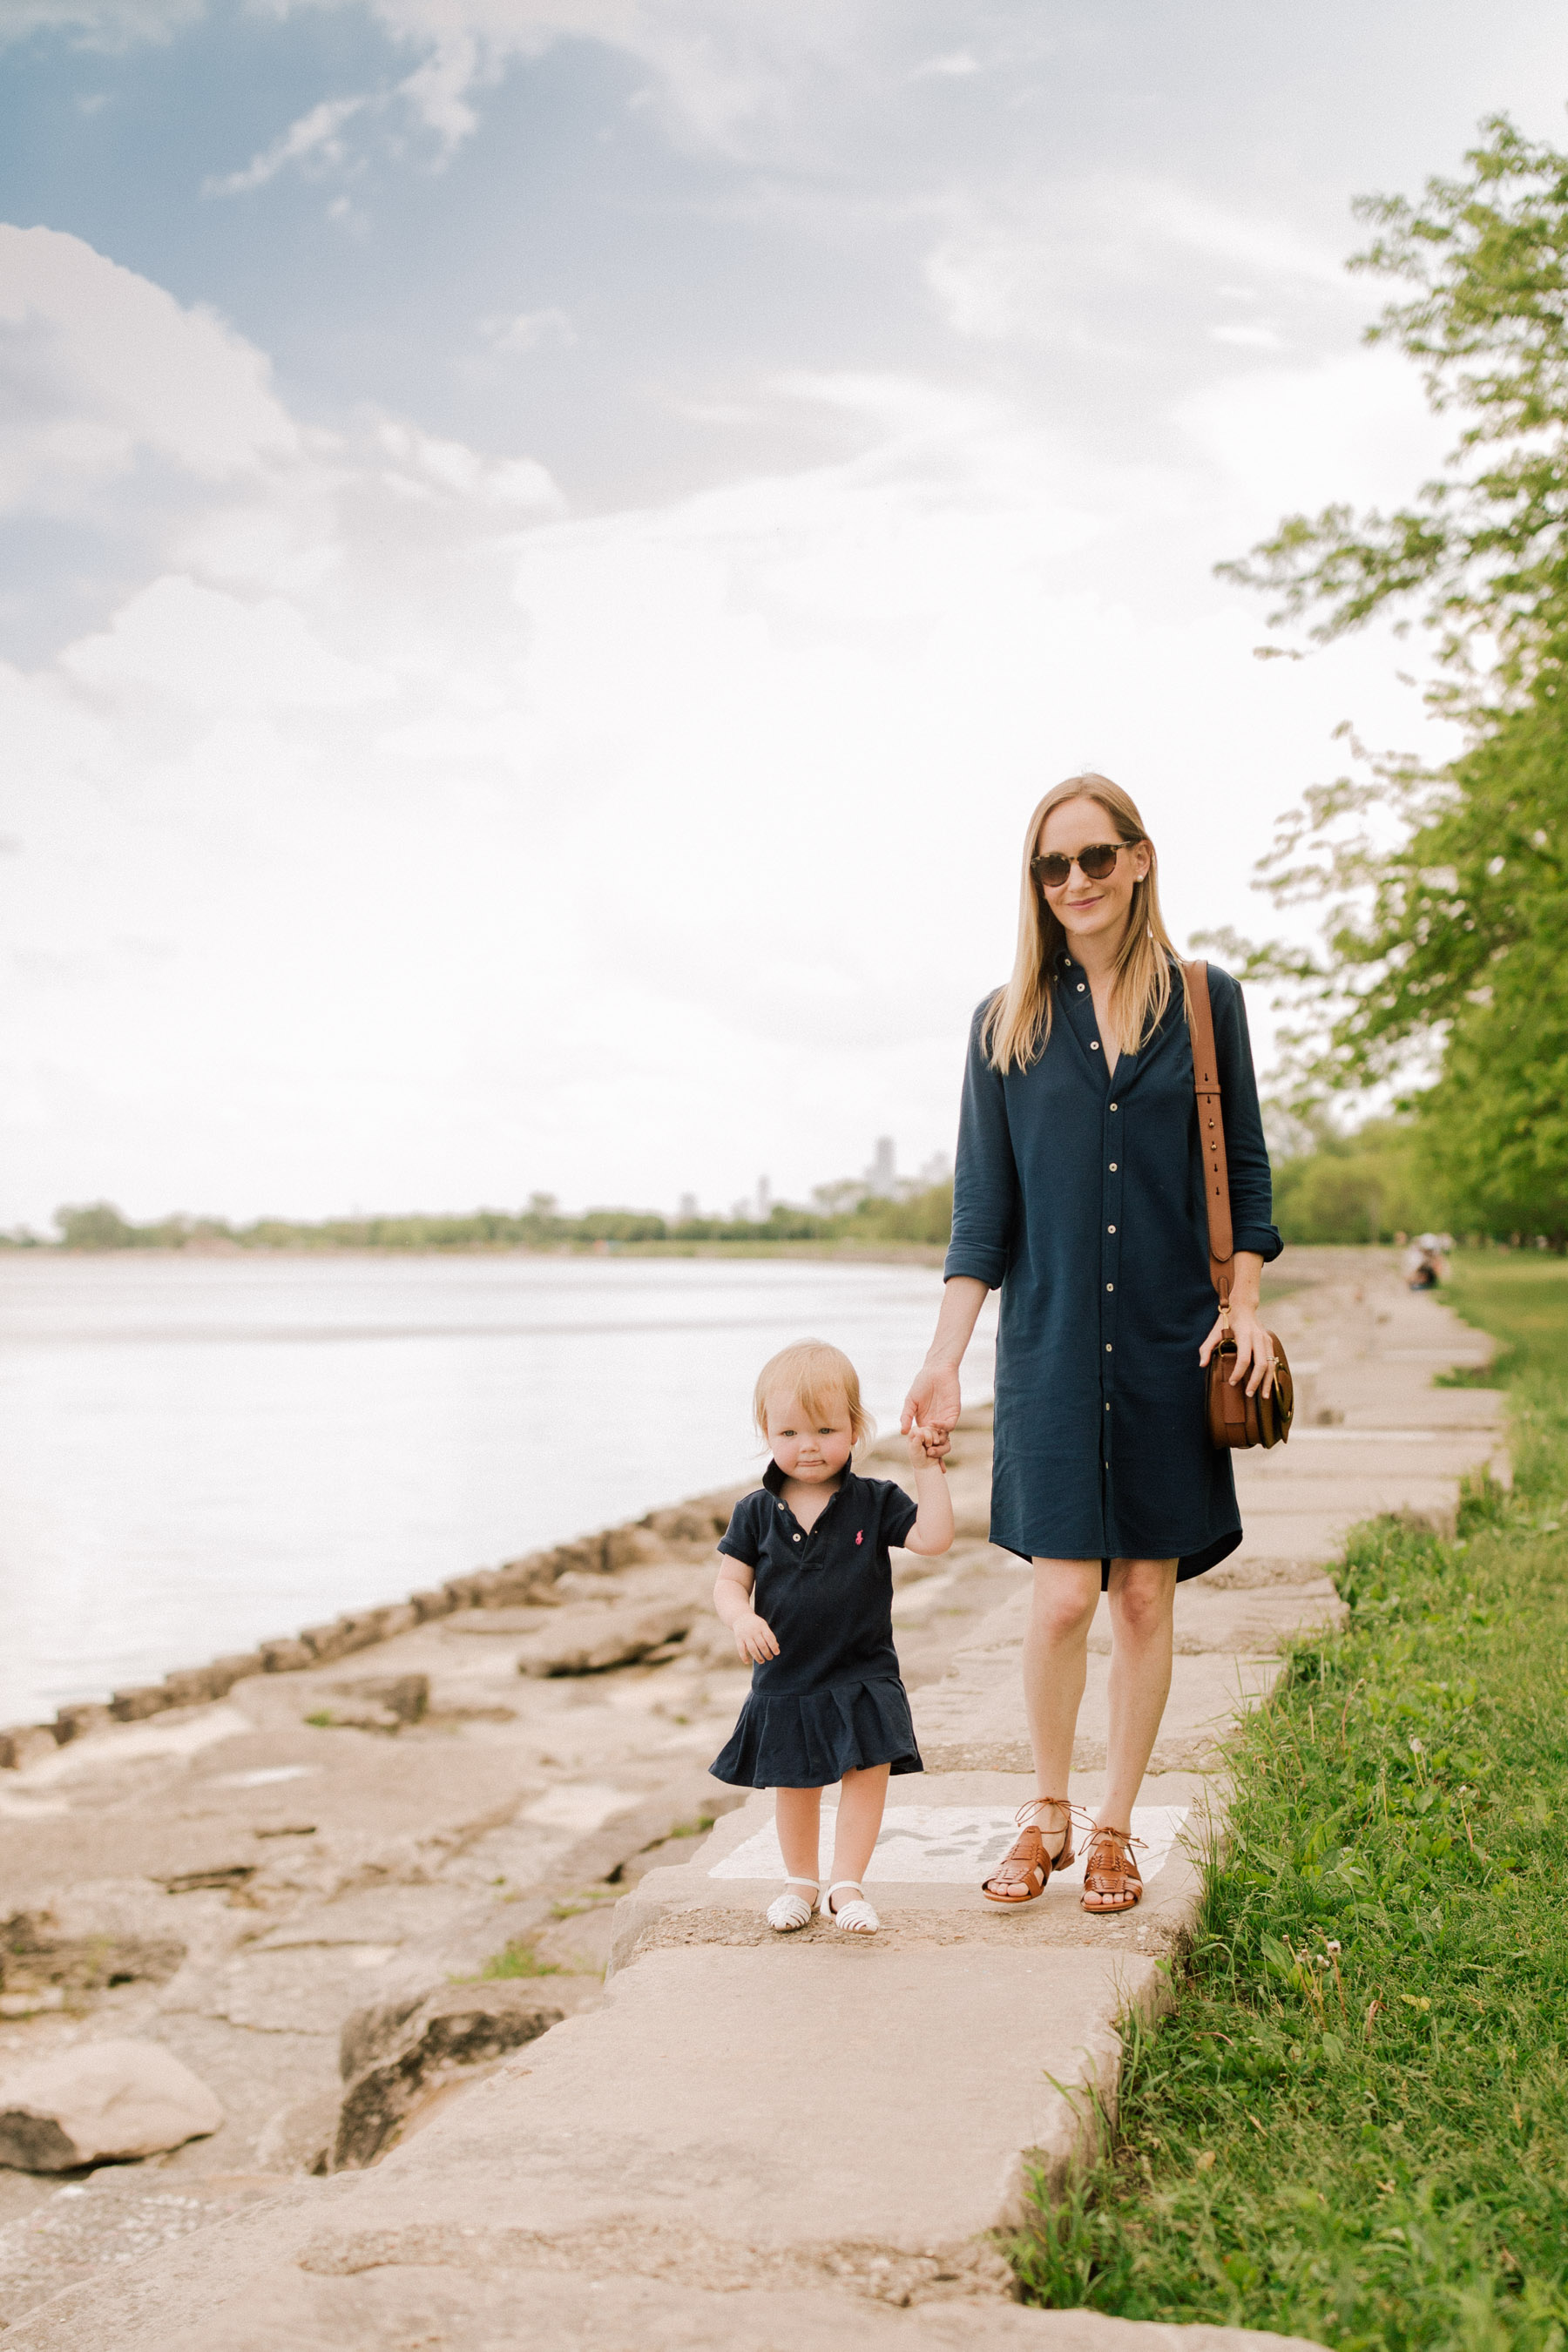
[
  {"xmin": 945, "ymin": 956, "xmax": 1281, "ymax": 1582},
  {"xmin": 709, "ymin": 1461, "xmax": 924, "ymax": 1789}
]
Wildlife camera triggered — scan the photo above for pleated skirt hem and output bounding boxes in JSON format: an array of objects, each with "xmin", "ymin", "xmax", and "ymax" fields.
[{"xmin": 709, "ymin": 1673, "xmax": 923, "ymax": 1790}]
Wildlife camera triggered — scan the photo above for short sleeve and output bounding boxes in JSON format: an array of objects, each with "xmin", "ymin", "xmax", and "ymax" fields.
[
  {"xmin": 716, "ymin": 1491, "xmax": 766, "ymax": 1566},
  {"xmin": 878, "ymin": 1479, "xmax": 919, "ymax": 1550}
]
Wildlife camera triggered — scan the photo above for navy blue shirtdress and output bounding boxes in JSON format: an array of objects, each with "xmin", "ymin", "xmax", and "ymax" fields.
[
  {"xmin": 944, "ymin": 955, "xmax": 1281, "ymax": 1582},
  {"xmin": 709, "ymin": 1460, "xmax": 924, "ymax": 1789}
]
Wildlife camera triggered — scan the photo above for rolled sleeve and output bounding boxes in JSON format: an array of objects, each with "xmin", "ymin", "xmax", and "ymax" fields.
[
  {"xmin": 943, "ymin": 998, "xmax": 1018, "ymax": 1289},
  {"xmin": 1210, "ymin": 968, "xmax": 1281, "ymax": 1264}
]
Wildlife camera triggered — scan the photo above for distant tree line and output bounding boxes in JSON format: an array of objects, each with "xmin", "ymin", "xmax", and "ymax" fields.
[
  {"xmin": 27, "ymin": 1183, "xmax": 957, "ymax": 1254},
  {"xmin": 1269, "ymin": 1119, "xmax": 1437, "ymax": 1246},
  {"xmin": 22, "ymin": 1142, "xmax": 1555, "ymax": 1260}
]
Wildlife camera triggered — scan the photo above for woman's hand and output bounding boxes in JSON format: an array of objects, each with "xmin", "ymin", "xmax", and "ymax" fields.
[
  {"xmin": 902, "ymin": 1276, "xmax": 987, "ymax": 1444},
  {"xmin": 731, "ymin": 1608, "xmax": 779, "ymax": 1665},
  {"xmin": 901, "ymin": 1364, "xmax": 961, "ymax": 1444},
  {"xmin": 1198, "ymin": 1304, "xmax": 1275, "ymax": 1397}
]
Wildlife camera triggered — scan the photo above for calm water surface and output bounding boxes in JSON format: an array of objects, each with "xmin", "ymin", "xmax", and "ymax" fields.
[{"xmin": 0, "ymin": 1254, "xmax": 995, "ymax": 1725}]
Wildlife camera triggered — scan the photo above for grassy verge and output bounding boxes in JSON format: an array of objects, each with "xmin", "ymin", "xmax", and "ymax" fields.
[{"xmin": 1012, "ymin": 1254, "xmax": 1568, "ymax": 2349}]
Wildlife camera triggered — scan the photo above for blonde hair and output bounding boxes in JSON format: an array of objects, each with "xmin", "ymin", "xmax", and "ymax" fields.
[
  {"xmin": 981, "ymin": 774, "xmax": 1186, "ymax": 1074},
  {"xmin": 753, "ymin": 1340, "xmax": 875, "ymax": 1452}
]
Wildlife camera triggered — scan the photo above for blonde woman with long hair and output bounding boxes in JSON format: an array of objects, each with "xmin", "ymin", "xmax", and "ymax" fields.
[{"xmin": 901, "ymin": 776, "xmax": 1280, "ymax": 1915}]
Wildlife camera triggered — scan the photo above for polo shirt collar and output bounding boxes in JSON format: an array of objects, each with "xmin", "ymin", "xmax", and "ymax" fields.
[{"xmin": 762, "ymin": 1458, "xmax": 851, "ymax": 1498}]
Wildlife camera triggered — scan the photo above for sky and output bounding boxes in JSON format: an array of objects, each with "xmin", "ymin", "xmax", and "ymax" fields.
[{"xmin": 3, "ymin": 1, "xmax": 1568, "ymax": 1228}]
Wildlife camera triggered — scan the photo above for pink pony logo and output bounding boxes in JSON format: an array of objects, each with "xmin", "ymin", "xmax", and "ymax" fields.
[{"xmin": 855, "ymin": 1531, "xmax": 863, "ymax": 1545}]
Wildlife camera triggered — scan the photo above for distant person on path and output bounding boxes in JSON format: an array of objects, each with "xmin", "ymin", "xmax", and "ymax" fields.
[
  {"xmin": 901, "ymin": 775, "xmax": 1281, "ymax": 1915},
  {"xmin": 1403, "ymin": 1233, "xmax": 1450, "ymax": 1290},
  {"xmin": 709, "ymin": 1340, "xmax": 953, "ymax": 1935}
]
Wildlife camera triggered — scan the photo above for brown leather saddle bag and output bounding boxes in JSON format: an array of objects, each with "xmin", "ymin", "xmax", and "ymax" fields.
[{"xmin": 1184, "ymin": 961, "xmax": 1294, "ymax": 1450}]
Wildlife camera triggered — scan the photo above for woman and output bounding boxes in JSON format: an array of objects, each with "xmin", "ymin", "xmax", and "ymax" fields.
[{"xmin": 901, "ymin": 774, "xmax": 1281, "ymax": 1914}]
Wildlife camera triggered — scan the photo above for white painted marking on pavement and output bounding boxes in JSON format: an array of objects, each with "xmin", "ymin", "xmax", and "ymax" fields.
[{"xmin": 711, "ymin": 1803, "xmax": 1191, "ymax": 1887}]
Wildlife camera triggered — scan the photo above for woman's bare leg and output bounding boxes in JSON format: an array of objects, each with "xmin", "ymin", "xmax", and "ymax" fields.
[
  {"xmin": 828, "ymin": 1764, "xmax": 891, "ymax": 1892},
  {"xmin": 774, "ymin": 1786, "xmax": 823, "ymax": 1884},
  {"xmin": 1023, "ymin": 1558, "xmax": 1104, "ymax": 1801},
  {"xmin": 1099, "ymin": 1557, "xmax": 1178, "ymax": 1829},
  {"xmin": 982, "ymin": 1558, "xmax": 1101, "ymax": 1897}
]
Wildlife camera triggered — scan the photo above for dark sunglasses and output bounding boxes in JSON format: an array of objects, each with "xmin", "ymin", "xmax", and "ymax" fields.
[{"xmin": 1030, "ymin": 840, "xmax": 1138, "ymax": 889}]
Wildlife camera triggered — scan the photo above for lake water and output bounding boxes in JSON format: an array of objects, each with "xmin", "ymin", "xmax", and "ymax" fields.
[{"xmin": 0, "ymin": 1254, "xmax": 995, "ymax": 1727}]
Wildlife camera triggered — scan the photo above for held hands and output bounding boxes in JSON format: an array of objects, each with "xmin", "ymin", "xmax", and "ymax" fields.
[
  {"xmin": 731, "ymin": 1608, "xmax": 779, "ymax": 1665},
  {"xmin": 905, "ymin": 1416, "xmax": 949, "ymax": 1471},
  {"xmin": 901, "ymin": 1365, "xmax": 960, "ymax": 1449},
  {"xmin": 1198, "ymin": 1303, "xmax": 1276, "ymax": 1398}
]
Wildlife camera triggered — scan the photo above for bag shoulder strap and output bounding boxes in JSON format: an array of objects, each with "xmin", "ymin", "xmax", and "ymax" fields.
[{"xmin": 1182, "ymin": 960, "xmax": 1233, "ymax": 1308}]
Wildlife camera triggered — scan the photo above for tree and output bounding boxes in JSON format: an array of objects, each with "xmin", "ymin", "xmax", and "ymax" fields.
[
  {"xmin": 55, "ymin": 1202, "xmax": 137, "ymax": 1249},
  {"xmin": 1217, "ymin": 116, "xmax": 1568, "ymax": 1241}
]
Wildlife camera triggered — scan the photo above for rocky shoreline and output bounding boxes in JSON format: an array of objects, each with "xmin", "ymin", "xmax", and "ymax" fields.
[
  {"xmin": 1, "ymin": 1492, "xmax": 740, "ymax": 1767},
  {"xmin": 0, "ymin": 1414, "xmax": 1017, "ymax": 2327}
]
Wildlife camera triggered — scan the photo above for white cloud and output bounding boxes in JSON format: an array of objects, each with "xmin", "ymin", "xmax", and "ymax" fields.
[
  {"xmin": 37, "ymin": 0, "xmax": 889, "ymax": 174},
  {"xmin": 0, "ymin": 232, "xmax": 1462, "ymax": 1229},
  {"xmin": 1176, "ymin": 343, "xmax": 1451, "ymax": 518},
  {"xmin": 926, "ymin": 179, "xmax": 1356, "ymax": 347},
  {"xmin": 60, "ymin": 576, "xmax": 395, "ymax": 709},
  {"xmin": 1211, "ymin": 323, "xmax": 1285, "ymax": 351},
  {"xmin": 0, "ymin": 226, "xmax": 296, "ymax": 510},
  {"xmin": 206, "ymin": 94, "xmax": 370, "ymax": 197},
  {"xmin": 0, "ymin": 0, "xmax": 200, "ymax": 46},
  {"xmin": 1146, "ymin": 188, "xmax": 1348, "ymax": 292},
  {"xmin": 480, "ymin": 307, "xmax": 578, "ymax": 354},
  {"xmin": 911, "ymin": 50, "xmax": 979, "ymax": 78},
  {"xmin": 395, "ymin": 28, "xmax": 493, "ymax": 146}
]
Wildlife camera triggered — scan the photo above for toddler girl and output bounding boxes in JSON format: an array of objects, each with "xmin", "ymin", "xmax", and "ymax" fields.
[{"xmin": 709, "ymin": 1338, "xmax": 953, "ymax": 1933}]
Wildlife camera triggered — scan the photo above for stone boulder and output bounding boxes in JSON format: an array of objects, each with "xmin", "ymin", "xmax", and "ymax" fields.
[
  {"xmin": 0, "ymin": 1727, "xmax": 58, "ymax": 1770},
  {"xmin": 512, "ymin": 1598, "xmax": 700, "ymax": 1677},
  {"xmin": 334, "ymin": 1983, "xmax": 564, "ymax": 2170},
  {"xmin": 0, "ymin": 2039, "xmax": 223, "ymax": 2171},
  {"xmin": 320, "ymin": 1673, "xmax": 429, "ymax": 1733}
]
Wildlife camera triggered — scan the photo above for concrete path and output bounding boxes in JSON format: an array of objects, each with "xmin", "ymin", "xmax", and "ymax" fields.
[{"xmin": 4, "ymin": 1258, "xmax": 1502, "ymax": 2350}]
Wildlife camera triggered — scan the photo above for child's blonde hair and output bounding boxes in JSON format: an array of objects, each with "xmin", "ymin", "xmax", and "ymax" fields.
[{"xmin": 753, "ymin": 1339, "xmax": 875, "ymax": 1452}]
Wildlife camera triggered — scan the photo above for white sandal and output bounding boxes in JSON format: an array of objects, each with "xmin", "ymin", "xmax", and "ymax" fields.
[
  {"xmin": 821, "ymin": 1880, "xmax": 879, "ymax": 1934},
  {"xmin": 766, "ymin": 1879, "xmax": 819, "ymax": 1932}
]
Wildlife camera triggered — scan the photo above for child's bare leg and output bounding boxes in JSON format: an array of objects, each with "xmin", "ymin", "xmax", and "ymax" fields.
[
  {"xmin": 828, "ymin": 1764, "xmax": 890, "ymax": 1890},
  {"xmin": 774, "ymin": 1786, "xmax": 823, "ymax": 1884}
]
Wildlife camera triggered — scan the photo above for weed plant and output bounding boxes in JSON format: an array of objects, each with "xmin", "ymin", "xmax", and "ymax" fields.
[{"xmin": 1012, "ymin": 1256, "xmax": 1568, "ymax": 2349}]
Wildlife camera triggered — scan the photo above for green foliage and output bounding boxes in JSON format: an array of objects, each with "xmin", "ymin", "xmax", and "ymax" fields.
[
  {"xmin": 1222, "ymin": 115, "xmax": 1568, "ymax": 700},
  {"xmin": 1273, "ymin": 1119, "xmax": 1439, "ymax": 1245},
  {"xmin": 1010, "ymin": 1258, "xmax": 1568, "ymax": 2347},
  {"xmin": 1213, "ymin": 115, "xmax": 1568, "ymax": 1240},
  {"xmin": 55, "ymin": 1202, "xmax": 139, "ymax": 1248}
]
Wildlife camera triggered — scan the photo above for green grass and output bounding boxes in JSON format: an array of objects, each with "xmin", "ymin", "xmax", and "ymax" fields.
[
  {"xmin": 1012, "ymin": 1254, "xmax": 1568, "ymax": 2349},
  {"xmin": 476, "ymin": 1938, "xmax": 561, "ymax": 1980}
]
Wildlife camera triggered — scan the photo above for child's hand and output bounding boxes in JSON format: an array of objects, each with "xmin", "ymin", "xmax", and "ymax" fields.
[
  {"xmin": 905, "ymin": 1416, "xmax": 950, "ymax": 1471},
  {"xmin": 732, "ymin": 1608, "xmax": 779, "ymax": 1665}
]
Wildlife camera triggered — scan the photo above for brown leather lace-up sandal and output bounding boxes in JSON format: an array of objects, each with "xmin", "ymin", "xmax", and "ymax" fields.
[
  {"xmin": 980, "ymin": 1795, "xmax": 1078, "ymax": 1906},
  {"xmin": 1080, "ymin": 1825, "xmax": 1145, "ymax": 1913}
]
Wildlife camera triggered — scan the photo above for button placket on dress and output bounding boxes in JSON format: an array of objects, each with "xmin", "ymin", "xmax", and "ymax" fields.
[
  {"xmin": 1058, "ymin": 954, "xmax": 1127, "ymax": 1531},
  {"xmin": 1101, "ymin": 1082, "xmax": 1125, "ymax": 1504}
]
